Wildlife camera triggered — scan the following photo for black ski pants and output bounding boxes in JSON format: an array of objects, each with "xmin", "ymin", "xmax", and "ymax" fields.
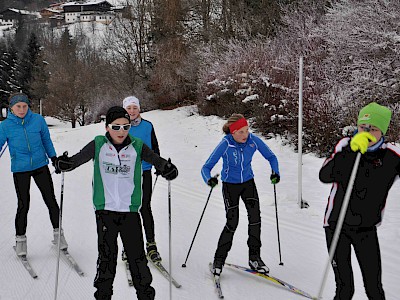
[
  {"xmin": 325, "ymin": 225, "xmax": 385, "ymax": 300},
  {"xmin": 13, "ymin": 165, "xmax": 60, "ymax": 236},
  {"xmin": 214, "ymin": 179, "xmax": 261, "ymax": 264},
  {"xmin": 140, "ymin": 170, "xmax": 156, "ymax": 244},
  {"xmin": 94, "ymin": 210, "xmax": 155, "ymax": 300}
]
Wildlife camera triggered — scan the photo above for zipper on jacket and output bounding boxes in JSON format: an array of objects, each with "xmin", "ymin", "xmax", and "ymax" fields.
[
  {"xmin": 22, "ymin": 119, "xmax": 33, "ymax": 167},
  {"xmin": 240, "ymin": 148, "xmax": 244, "ymax": 183}
]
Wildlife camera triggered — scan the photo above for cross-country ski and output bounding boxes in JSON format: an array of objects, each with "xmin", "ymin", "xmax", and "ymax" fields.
[
  {"xmin": 225, "ymin": 262, "xmax": 316, "ymax": 299},
  {"xmin": 148, "ymin": 257, "xmax": 182, "ymax": 288},
  {"xmin": 209, "ymin": 262, "xmax": 224, "ymax": 299},
  {"xmin": 13, "ymin": 246, "xmax": 38, "ymax": 279},
  {"xmin": 59, "ymin": 249, "xmax": 84, "ymax": 276}
]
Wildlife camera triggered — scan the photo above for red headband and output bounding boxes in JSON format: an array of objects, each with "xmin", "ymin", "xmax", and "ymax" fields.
[{"xmin": 229, "ymin": 118, "xmax": 248, "ymax": 133}]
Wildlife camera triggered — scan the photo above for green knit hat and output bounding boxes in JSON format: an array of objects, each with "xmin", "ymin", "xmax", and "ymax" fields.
[{"xmin": 357, "ymin": 102, "xmax": 392, "ymax": 134}]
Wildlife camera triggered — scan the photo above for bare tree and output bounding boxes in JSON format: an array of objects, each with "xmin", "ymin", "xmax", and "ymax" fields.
[{"xmin": 43, "ymin": 29, "xmax": 93, "ymax": 128}]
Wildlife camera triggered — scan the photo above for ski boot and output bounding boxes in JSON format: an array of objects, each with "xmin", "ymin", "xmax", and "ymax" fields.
[
  {"xmin": 249, "ymin": 255, "xmax": 269, "ymax": 274},
  {"xmin": 15, "ymin": 235, "xmax": 27, "ymax": 256},
  {"xmin": 146, "ymin": 242, "xmax": 162, "ymax": 262},
  {"xmin": 53, "ymin": 228, "xmax": 68, "ymax": 250},
  {"xmin": 211, "ymin": 259, "xmax": 223, "ymax": 276}
]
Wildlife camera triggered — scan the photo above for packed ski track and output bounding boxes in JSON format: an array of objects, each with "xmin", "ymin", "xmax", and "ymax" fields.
[{"xmin": 0, "ymin": 106, "xmax": 399, "ymax": 299}]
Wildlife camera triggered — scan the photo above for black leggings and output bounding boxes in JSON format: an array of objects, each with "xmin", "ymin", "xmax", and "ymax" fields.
[
  {"xmin": 214, "ymin": 179, "xmax": 261, "ymax": 264},
  {"xmin": 94, "ymin": 210, "xmax": 155, "ymax": 300},
  {"xmin": 140, "ymin": 170, "xmax": 155, "ymax": 243},
  {"xmin": 13, "ymin": 165, "xmax": 60, "ymax": 236},
  {"xmin": 325, "ymin": 225, "xmax": 385, "ymax": 300}
]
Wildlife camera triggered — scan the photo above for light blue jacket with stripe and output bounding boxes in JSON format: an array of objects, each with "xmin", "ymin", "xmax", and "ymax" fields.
[
  {"xmin": 128, "ymin": 118, "xmax": 160, "ymax": 171},
  {"xmin": 201, "ymin": 133, "xmax": 280, "ymax": 184},
  {"xmin": 0, "ymin": 109, "xmax": 56, "ymax": 173}
]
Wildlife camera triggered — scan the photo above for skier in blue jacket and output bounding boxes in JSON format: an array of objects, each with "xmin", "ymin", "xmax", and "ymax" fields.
[
  {"xmin": 122, "ymin": 96, "xmax": 162, "ymax": 262},
  {"xmin": 0, "ymin": 93, "xmax": 68, "ymax": 257},
  {"xmin": 201, "ymin": 113, "xmax": 280, "ymax": 276}
]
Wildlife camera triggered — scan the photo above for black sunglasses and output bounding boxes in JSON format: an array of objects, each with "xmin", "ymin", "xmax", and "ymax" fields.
[{"xmin": 107, "ymin": 124, "xmax": 131, "ymax": 131}]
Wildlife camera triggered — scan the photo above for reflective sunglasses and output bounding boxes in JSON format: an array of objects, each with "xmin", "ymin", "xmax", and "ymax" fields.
[{"xmin": 107, "ymin": 124, "xmax": 131, "ymax": 131}]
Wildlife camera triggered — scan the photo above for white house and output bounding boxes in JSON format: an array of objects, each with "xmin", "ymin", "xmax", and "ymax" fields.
[{"xmin": 62, "ymin": 1, "xmax": 114, "ymax": 24}]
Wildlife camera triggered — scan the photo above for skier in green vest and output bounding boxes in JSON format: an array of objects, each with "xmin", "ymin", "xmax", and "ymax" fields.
[{"xmin": 54, "ymin": 106, "xmax": 178, "ymax": 300}]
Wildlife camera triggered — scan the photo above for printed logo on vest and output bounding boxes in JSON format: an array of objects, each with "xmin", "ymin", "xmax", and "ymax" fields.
[{"xmin": 103, "ymin": 162, "xmax": 131, "ymax": 175}]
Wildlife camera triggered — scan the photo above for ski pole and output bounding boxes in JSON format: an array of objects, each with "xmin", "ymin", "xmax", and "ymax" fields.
[
  {"xmin": 54, "ymin": 170, "xmax": 65, "ymax": 300},
  {"xmin": 152, "ymin": 174, "xmax": 159, "ymax": 194},
  {"xmin": 316, "ymin": 151, "xmax": 362, "ymax": 299},
  {"xmin": 273, "ymin": 184, "xmax": 284, "ymax": 266},
  {"xmin": 0, "ymin": 143, "xmax": 8, "ymax": 158},
  {"xmin": 168, "ymin": 179, "xmax": 172, "ymax": 300},
  {"xmin": 54, "ymin": 151, "xmax": 67, "ymax": 300},
  {"xmin": 182, "ymin": 174, "xmax": 219, "ymax": 268}
]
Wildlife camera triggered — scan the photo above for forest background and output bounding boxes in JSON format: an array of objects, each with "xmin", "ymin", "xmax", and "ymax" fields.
[{"xmin": 1, "ymin": 0, "xmax": 399, "ymax": 156}]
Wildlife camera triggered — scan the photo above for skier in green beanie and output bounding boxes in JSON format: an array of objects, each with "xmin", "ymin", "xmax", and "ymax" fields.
[{"xmin": 319, "ymin": 102, "xmax": 400, "ymax": 299}]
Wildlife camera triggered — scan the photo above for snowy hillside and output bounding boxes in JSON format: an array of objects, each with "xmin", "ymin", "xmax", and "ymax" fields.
[{"xmin": 0, "ymin": 106, "xmax": 399, "ymax": 300}]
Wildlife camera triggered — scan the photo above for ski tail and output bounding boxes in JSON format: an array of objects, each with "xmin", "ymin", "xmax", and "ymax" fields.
[
  {"xmin": 13, "ymin": 246, "xmax": 38, "ymax": 279},
  {"xmin": 209, "ymin": 262, "xmax": 224, "ymax": 298},
  {"xmin": 61, "ymin": 249, "xmax": 84, "ymax": 276},
  {"xmin": 148, "ymin": 255, "xmax": 181, "ymax": 288}
]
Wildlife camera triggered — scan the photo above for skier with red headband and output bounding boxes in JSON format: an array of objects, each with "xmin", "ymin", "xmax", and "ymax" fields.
[{"xmin": 201, "ymin": 113, "xmax": 280, "ymax": 276}]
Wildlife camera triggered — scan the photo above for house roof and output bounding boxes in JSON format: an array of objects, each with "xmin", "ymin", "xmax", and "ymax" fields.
[
  {"xmin": 62, "ymin": 1, "xmax": 112, "ymax": 7},
  {"xmin": 0, "ymin": 8, "xmax": 41, "ymax": 18},
  {"xmin": 41, "ymin": 8, "xmax": 62, "ymax": 13}
]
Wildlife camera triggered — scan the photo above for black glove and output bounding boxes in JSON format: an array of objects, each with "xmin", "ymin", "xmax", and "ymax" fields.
[
  {"xmin": 154, "ymin": 169, "xmax": 162, "ymax": 176},
  {"xmin": 161, "ymin": 160, "xmax": 178, "ymax": 181},
  {"xmin": 51, "ymin": 156, "xmax": 57, "ymax": 168},
  {"xmin": 207, "ymin": 177, "xmax": 218, "ymax": 188},
  {"xmin": 270, "ymin": 173, "xmax": 280, "ymax": 185},
  {"xmin": 54, "ymin": 152, "xmax": 74, "ymax": 173}
]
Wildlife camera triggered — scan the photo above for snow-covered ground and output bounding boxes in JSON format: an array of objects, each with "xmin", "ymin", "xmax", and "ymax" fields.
[{"xmin": 0, "ymin": 106, "xmax": 399, "ymax": 300}]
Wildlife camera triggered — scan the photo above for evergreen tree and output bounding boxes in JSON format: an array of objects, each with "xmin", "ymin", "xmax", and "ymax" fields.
[
  {"xmin": 18, "ymin": 33, "xmax": 41, "ymax": 103},
  {"xmin": 29, "ymin": 44, "xmax": 49, "ymax": 114},
  {"xmin": 0, "ymin": 42, "xmax": 20, "ymax": 107},
  {"xmin": 0, "ymin": 42, "xmax": 8, "ymax": 108}
]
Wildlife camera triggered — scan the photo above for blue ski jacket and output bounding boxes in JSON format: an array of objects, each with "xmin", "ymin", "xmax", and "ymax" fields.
[
  {"xmin": 128, "ymin": 118, "xmax": 160, "ymax": 171},
  {"xmin": 0, "ymin": 109, "xmax": 56, "ymax": 173},
  {"xmin": 201, "ymin": 133, "xmax": 280, "ymax": 184}
]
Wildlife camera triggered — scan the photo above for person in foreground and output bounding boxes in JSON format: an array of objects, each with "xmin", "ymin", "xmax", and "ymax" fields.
[
  {"xmin": 319, "ymin": 102, "xmax": 400, "ymax": 300},
  {"xmin": 122, "ymin": 96, "xmax": 162, "ymax": 262},
  {"xmin": 0, "ymin": 93, "xmax": 68, "ymax": 257},
  {"xmin": 53, "ymin": 106, "xmax": 178, "ymax": 300},
  {"xmin": 201, "ymin": 113, "xmax": 280, "ymax": 276}
]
